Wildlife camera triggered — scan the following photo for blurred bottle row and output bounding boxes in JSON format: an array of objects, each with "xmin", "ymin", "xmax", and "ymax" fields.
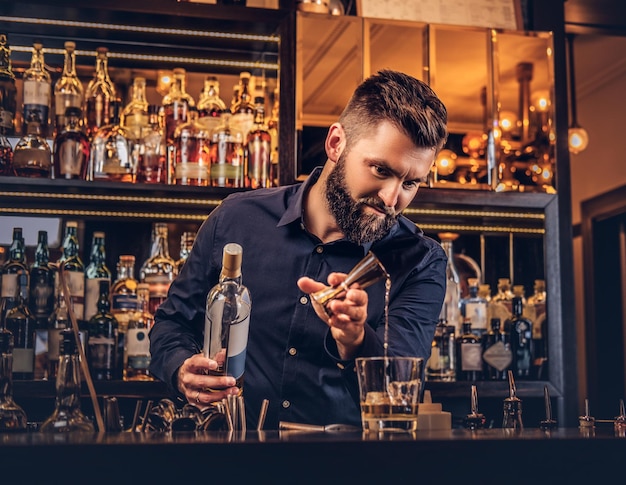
[
  {"xmin": 0, "ymin": 36, "xmax": 279, "ymax": 188},
  {"xmin": 0, "ymin": 221, "xmax": 194, "ymax": 382}
]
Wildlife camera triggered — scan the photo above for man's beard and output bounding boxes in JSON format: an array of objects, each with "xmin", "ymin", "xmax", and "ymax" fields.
[{"xmin": 324, "ymin": 155, "xmax": 397, "ymax": 245}]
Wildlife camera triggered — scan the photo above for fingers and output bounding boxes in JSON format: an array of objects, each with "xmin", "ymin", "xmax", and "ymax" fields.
[{"xmin": 177, "ymin": 354, "xmax": 239, "ymax": 407}]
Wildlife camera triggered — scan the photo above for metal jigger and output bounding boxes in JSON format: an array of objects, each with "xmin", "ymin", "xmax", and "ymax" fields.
[
  {"xmin": 311, "ymin": 251, "xmax": 389, "ymax": 318},
  {"xmin": 464, "ymin": 385, "xmax": 486, "ymax": 430},
  {"xmin": 540, "ymin": 385, "xmax": 558, "ymax": 430},
  {"xmin": 502, "ymin": 370, "xmax": 523, "ymax": 430}
]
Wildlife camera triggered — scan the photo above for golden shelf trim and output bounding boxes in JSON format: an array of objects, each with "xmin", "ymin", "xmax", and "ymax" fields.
[
  {"xmin": 403, "ymin": 207, "xmax": 545, "ymax": 220},
  {"xmin": 0, "ymin": 207, "xmax": 207, "ymax": 221},
  {"xmin": 0, "ymin": 191, "xmax": 223, "ymax": 207},
  {"xmin": 417, "ymin": 223, "xmax": 545, "ymax": 234}
]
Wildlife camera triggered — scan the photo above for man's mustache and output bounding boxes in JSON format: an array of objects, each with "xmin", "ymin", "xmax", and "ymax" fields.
[{"xmin": 357, "ymin": 197, "xmax": 395, "ymax": 217}]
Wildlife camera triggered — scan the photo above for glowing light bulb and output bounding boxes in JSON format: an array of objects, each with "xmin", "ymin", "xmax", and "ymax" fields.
[
  {"xmin": 568, "ymin": 126, "xmax": 589, "ymax": 154},
  {"xmin": 434, "ymin": 149, "xmax": 457, "ymax": 176},
  {"xmin": 500, "ymin": 111, "xmax": 518, "ymax": 134}
]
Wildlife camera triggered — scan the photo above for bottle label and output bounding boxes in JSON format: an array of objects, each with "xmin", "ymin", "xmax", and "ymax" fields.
[
  {"xmin": 225, "ymin": 312, "xmax": 250, "ymax": 380},
  {"xmin": 1, "ymin": 273, "xmax": 17, "ymax": 297},
  {"xmin": 144, "ymin": 275, "xmax": 171, "ymax": 299},
  {"xmin": 126, "ymin": 327, "xmax": 150, "ymax": 357},
  {"xmin": 127, "ymin": 355, "xmax": 151, "ymax": 371},
  {"xmin": 175, "ymin": 161, "xmax": 209, "ymax": 183},
  {"xmin": 460, "ymin": 342, "xmax": 482, "ymax": 371},
  {"xmin": 0, "ymin": 109, "xmax": 14, "ymax": 130},
  {"xmin": 65, "ymin": 271, "xmax": 84, "ymax": 320},
  {"xmin": 55, "ymin": 92, "xmax": 82, "ymax": 116},
  {"xmin": 88, "ymin": 336, "xmax": 116, "ymax": 370},
  {"xmin": 482, "ymin": 341, "xmax": 512, "ymax": 371},
  {"xmin": 23, "ymin": 80, "xmax": 51, "ymax": 106},
  {"xmin": 112, "ymin": 293, "xmax": 138, "ymax": 311},
  {"xmin": 13, "ymin": 348, "xmax": 35, "ymax": 373},
  {"xmin": 84, "ymin": 277, "xmax": 109, "ymax": 322},
  {"xmin": 31, "ymin": 277, "xmax": 54, "ymax": 319},
  {"xmin": 465, "ymin": 302, "xmax": 487, "ymax": 331},
  {"xmin": 231, "ymin": 112, "xmax": 254, "ymax": 139}
]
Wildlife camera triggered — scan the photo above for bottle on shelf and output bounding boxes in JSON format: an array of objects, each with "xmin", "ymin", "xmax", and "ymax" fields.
[
  {"xmin": 137, "ymin": 104, "xmax": 166, "ymax": 184},
  {"xmin": 40, "ymin": 328, "xmax": 95, "ymax": 432},
  {"xmin": 231, "ymin": 71, "xmax": 255, "ymax": 142},
  {"xmin": 140, "ymin": 223, "xmax": 177, "ymax": 315},
  {"xmin": 22, "ymin": 42, "xmax": 51, "ymax": 138},
  {"xmin": 0, "ymin": 33, "xmax": 17, "ymax": 137},
  {"xmin": 176, "ymin": 231, "xmax": 197, "ymax": 273},
  {"xmin": 460, "ymin": 277, "xmax": 488, "ymax": 337},
  {"xmin": 110, "ymin": 254, "xmax": 138, "ymax": 374},
  {"xmin": 90, "ymin": 100, "xmax": 133, "ymax": 182},
  {"xmin": 87, "ymin": 280, "xmax": 118, "ymax": 381},
  {"xmin": 5, "ymin": 271, "xmax": 36, "ymax": 380},
  {"xmin": 455, "ymin": 318, "xmax": 483, "ymax": 382},
  {"xmin": 162, "ymin": 67, "xmax": 195, "ymax": 144},
  {"xmin": 52, "ymin": 107, "xmax": 90, "ymax": 180},
  {"xmin": 53, "ymin": 41, "xmax": 83, "ymax": 136},
  {"xmin": 0, "ymin": 326, "xmax": 28, "ymax": 431},
  {"xmin": 426, "ymin": 316, "xmax": 456, "ymax": 382},
  {"xmin": 204, "ymin": 243, "xmax": 251, "ymax": 391},
  {"xmin": 0, "ymin": 131, "xmax": 13, "ymax": 176},
  {"xmin": 121, "ymin": 76, "xmax": 149, "ymax": 142},
  {"xmin": 12, "ymin": 115, "xmax": 52, "ymax": 178},
  {"xmin": 482, "ymin": 318, "xmax": 512, "ymax": 380},
  {"xmin": 267, "ymin": 86, "xmax": 280, "ymax": 187},
  {"xmin": 84, "ymin": 231, "xmax": 111, "ymax": 323},
  {"xmin": 488, "ymin": 277, "xmax": 514, "ymax": 325},
  {"xmin": 209, "ymin": 112, "xmax": 245, "ymax": 188},
  {"xmin": 173, "ymin": 107, "xmax": 211, "ymax": 186},
  {"xmin": 437, "ymin": 232, "xmax": 462, "ymax": 333},
  {"xmin": 246, "ymin": 95, "xmax": 272, "ymax": 189},
  {"xmin": 1, "ymin": 227, "xmax": 28, "ymax": 316},
  {"xmin": 84, "ymin": 47, "xmax": 116, "ymax": 139},
  {"xmin": 509, "ymin": 292, "xmax": 534, "ymax": 380},
  {"xmin": 124, "ymin": 283, "xmax": 154, "ymax": 381},
  {"xmin": 56, "ymin": 221, "xmax": 85, "ymax": 326},
  {"xmin": 527, "ymin": 278, "xmax": 548, "ymax": 377},
  {"xmin": 197, "ymin": 75, "xmax": 227, "ymax": 133}
]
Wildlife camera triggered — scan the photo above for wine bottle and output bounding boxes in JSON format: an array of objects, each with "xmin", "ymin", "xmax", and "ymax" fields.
[
  {"xmin": 57, "ymin": 221, "xmax": 85, "ymax": 326},
  {"xmin": 84, "ymin": 231, "xmax": 111, "ymax": 323},
  {"xmin": 5, "ymin": 271, "xmax": 36, "ymax": 380},
  {"xmin": 87, "ymin": 280, "xmax": 118, "ymax": 381}
]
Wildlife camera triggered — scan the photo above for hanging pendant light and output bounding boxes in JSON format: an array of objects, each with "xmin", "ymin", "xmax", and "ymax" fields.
[{"xmin": 567, "ymin": 33, "xmax": 589, "ymax": 154}]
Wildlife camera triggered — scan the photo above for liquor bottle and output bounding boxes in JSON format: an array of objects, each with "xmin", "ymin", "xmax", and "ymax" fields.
[
  {"xmin": 460, "ymin": 277, "xmax": 488, "ymax": 337},
  {"xmin": 57, "ymin": 221, "xmax": 85, "ymax": 326},
  {"xmin": 204, "ymin": 243, "xmax": 251, "ymax": 391},
  {"xmin": 47, "ymin": 287, "xmax": 70, "ymax": 380},
  {"xmin": 53, "ymin": 41, "xmax": 83, "ymax": 135},
  {"xmin": 230, "ymin": 71, "xmax": 255, "ymax": 141},
  {"xmin": 137, "ymin": 105, "xmax": 166, "ymax": 184},
  {"xmin": 176, "ymin": 231, "xmax": 196, "ymax": 273},
  {"xmin": 197, "ymin": 75, "xmax": 226, "ymax": 133},
  {"xmin": 84, "ymin": 47, "xmax": 116, "ymax": 139},
  {"xmin": 527, "ymin": 278, "xmax": 548, "ymax": 375},
  {"xmin": 40, "ymin": 328, "xmax": 95, "ymax": 432},
  {"xmin": 12, "ymin": 117, "xmax": 52, "ymax": 178},
  {"xmin": 121, "ymin": 76, "xmax": 149, "ymax": 142},
  {"xmin": 509, "ymin": 294, "xmax": 533, "ymax": 380},
  {"xmin": 482, "ymin": 318, "xmax": 512, "ymax": 380},
  {"xmin": 5, "ymin": 271, "xmax": 36, "ymax": 380},
  {"xmin": 22, "ymin": 42, "xmax": 51, "ymax": 138},
  {"xmin": 267, "ymin": 86, "xmax": 279, "ymax": 187},
  {"xmin": 488, "ymin": 277, "xmax": 514, "ymax": 325},
  {"xmin": 209, "ymin": 112, "xmax": 245, "ymax": 188},
  {"xmin": 0, "ymin": 131, "xmax": 13, "ymax": 175},
  {"xmin": 229, "ymin": 85, "xmax": 240, "ymax": 114},
  {"xmin": 0, "ymin": 326, "xmax": 28, "ymax": 431},
  {"xmin": 111, "ymin": 255, "xmax": 138, "ymax": 375},
  {"xmin": 87, "ymin": 280, "xmax": 118, "ymax": 381},
  {"xmin": 0, "ymin": 34, "xmax": 17, "ymax": 136},
  {"xmin": 455, "ymin": 319, "xmax": 482, "ymax": 381},
  {"xmin": 124, "ymin": 283, "xmax": 154, "ymax": 381},
  {"xmin": 140, "ymin": 223, "xmax": 177, "ymax": 315},
  {"xmin": 426, "ymin": 317, "xmax": 456, "ymax": 382},
  {"xmin": 246, "ymin": 95, "xmax": 272, "ymax": 189},
  {"xmin": 173, "ymin": 107, "xmax": 211, "ymax": 186},
  {"xmin": 1, "ymin": 227, "xmax": 28, "ymax": 316},
  {"xmin": 438, "ymin": 232, "xmax": 462, "ymax": 333},
  {"xmin": 52, "ymin": 107, "xmax": 90, "ymax": 180},
  {"xmin": 28, "ymin": 230, "xmax": 55, "ymax": 327},
  {"xmin": 84, "ymin": 232, "xmax": 111, "ymax": 323},
  {"xmin": 162, "ymin": 67, "xmax": 195, "ymax": 144},
  {"xmin": 90, "ymin": 101, "xmax": 133, "ymax": 182}
]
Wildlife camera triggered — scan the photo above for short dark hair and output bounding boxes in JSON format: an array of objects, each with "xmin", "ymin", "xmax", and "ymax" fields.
[{"xmin": 338, "ymin": 69, "xmax": 448, "ymax": 152}]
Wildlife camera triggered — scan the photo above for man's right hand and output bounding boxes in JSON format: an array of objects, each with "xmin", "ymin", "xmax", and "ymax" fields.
[{"xmin": 177, "ymin": 353, "xmax": 239, "ymax": 408}]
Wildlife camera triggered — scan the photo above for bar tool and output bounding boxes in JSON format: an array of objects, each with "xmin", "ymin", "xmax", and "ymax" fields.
[
  {"xmin": 540, "ymin": 385, "xmax": 557, "ymax": 430},
  {"xmin": 464, "ymin": 385, "xmax": 486, "ymax": 430},
  {"xmin": 502, "ymin": 370, "xmax": 523, "ymax": 430},
  {"xmin": 614, "ymin": 399, "xmax": 626, "ymax": 437},
  {"xmin": 578, "ymin": 398, "xmax": 595, "ymax": 429}
]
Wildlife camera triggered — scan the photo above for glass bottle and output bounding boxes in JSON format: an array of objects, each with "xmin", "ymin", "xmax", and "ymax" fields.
[
  {"xmin": 231, "ymin": 71, "xmax": 255, "ymax": 141},
  {"xmin": 246, "ymin": 95, "xmax": 272, "ymax": 189},
  {"xmin": 509, "ymin": 294, "xmax": 533, "ymax": 380},
  {"xmin": 527, "ymin": 278, "xmax": 548, "ymax": 375},
  {"xmin": 5, "ymin": 271, "xmax": 36, "ymax": 380},
  {"xmin": 488, "ymin": 277, "xmax": 514, "ymax": 325},
  {"xmin": 124, "ymin": 283, "xmax": 154, "ymax": 381},
  {"xmin": 209, "ymin": 112, "xmax": 245, "ymax": 188},
  {"xmin": 110, "ymin": 254, "xmax": 137, "ymax": 374},
  {"xmin": 173, "ymin": 107, "xmax": 211, "ymax": 186},
  {"xmin": 53, "ymin": 41, "xmax": 83, "ymax": 135},
  {"xmin": 121, "ymin": 76, "xmax": 149, "ymax": 142},
  {"xmin": 29, "ymin": 230, "xmax": 55, "ymax": 328},
  {"xmin": 162, "ymin": 67, "xmax": 195, "ymax": 144},
  {"xmin": 1, "ymin": 227, "xmax": 28, "ymax": 316},
  {"xmin": 84, "ymin": 232, "xmax": 111, "ymax": 323},
  {"xmin": 0, "ymin": 326, "xmax": 28, "ymax": 431},
  {"xmin": 197, "ymin": 75, "xmax": 226, "ymax": 134},
  {"xmin": 140, "ymin": 223, "xmax": 177, "ymax": 315},
  {"xmin": 84, "ymin": 47, "xmax": 116, "ymax": 139},
  {"xmin": 87, "ymin": 280, "xmax": 118, "ymax": 381},
  {"xmin": 52, "ymin": 107, "xmax": 90, "ymax": 180},
  {"xmin": 22, "ymin": 42, "xmax": 51, "ymax": 138},
  {"xmin": 460, "ymin": 277, "xmax": 488, "ymax": 337},
  {"xmin": 438, "ymin": 232, "xmax": 461, "ymax": 333},
  {"xmin": 204, "ymin": 243, "xmax": 251, "ymax": 391},
  {"xmin": 40, "ymin": 328, "xmax": 95, "ymax": 432},
  {"xmin": 12, "ymin": 117, "xmax": 52, "ymax": 178},
  {"xmin": 57, "ymin": 221, "xmax": 85, "ymax": 326},
  {"xmin": 137, "ymin": 105, "xmax": 166, "ymax": 184},
  {"xmin": 482, "ymin": 318, "xmax": 511, "ymax": 381},
  {"xmin": 267, "ymin": 86, "xmax": 280, "ymax": 187},
  {"xmin": 0, "ymin": 34, "xmax": 17, "ymax": 136},
  {"xmin": 176, "ymin": 231, "xmax": 196, "ymax": 273},
  {"xmin": 90, "ymin": 101, "xmax": 133, "ymax": 182},
  {"xmin": 455, "ymin": 319, "xmax": 482, "ymax": 382},
  {"xmin": 426, "ymin": 317, "xmax": 456, "ymax": 382},
  {"xmin": 0, "ymin": 132, "xmax": 13, "ymax": 175},
  {"xmin": 47, "ymin": 287, "xmax": 74, "ymax": 380}
]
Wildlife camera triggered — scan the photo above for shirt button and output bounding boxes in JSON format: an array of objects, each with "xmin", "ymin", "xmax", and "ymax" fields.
[
  {"xmin": 316, "ymin": 246, "xmax": 323, "ymax": 254},
  {"xmin": 282, "ymin": 400, "xmax": 290, "ymax": 409},
  {"xmin": 288, "ymin": 347, "xmax": 297, "ymax": 356},
  {"xmin": 300, "ymin": 296, "xmax": 308, "ymax": 305}
]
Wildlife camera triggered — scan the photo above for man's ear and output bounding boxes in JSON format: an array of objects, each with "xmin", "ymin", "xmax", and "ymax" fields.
[{"xmin": 325, "ymin": 122, "xmax": 346, "ymax": 163}]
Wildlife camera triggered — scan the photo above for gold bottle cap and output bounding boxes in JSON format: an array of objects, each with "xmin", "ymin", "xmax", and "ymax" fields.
[{"xmin": 222, "ymin": 243, "xmax": 243, "ymax": 279}]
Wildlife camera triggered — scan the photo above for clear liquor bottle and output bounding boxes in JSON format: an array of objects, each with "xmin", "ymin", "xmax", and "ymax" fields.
[
  {"xmin": 246, "ymin": 95, "xmax": 272, "ymax": 189},
  {"xmin": 197, "ymin": 75, "xmax": 226, "ymax": 134},
  {"xmin": 84, "ymin": 232, "xmax": 111, "ymax": 323},
  {"xmin": 52, "ymin": 107, "xmax": 90, "ymax": 180},
  {"xmin": 124, "ymin": 283, "xmax": 154, "ymax": 381},
  {"xmin": 230, "ymin": 71, "xmax": 255, "ymax": 141},
  {"xmin": 90, "ymin": 101, "xmax": 133, "ymax": 182},
  {"xmin": 137, "ymin": 105, "xmax": 166, "ymax": 184},
  {"xmin": 509, "ymin": 294, "xmax": 533, "ymax": 380},
  {"xmin": 0, "ymin": 34, "xmax": 17, "ymax": 136},
  {"xmin": 121, "ymin": 76, "xmax": 149, "ymax": 143},
  {"xmin": 455, "ymin": 319, "xmax": 483, "ymax": 382},
  {"xmin": 53, "ymin": 41, "xmax": 83, "ymax": 136},
  {"xmin": 176, "ymin": 231, "xmax": 196, "ymax": 274},
  {"xmin": 40, "ymin": 328, "xmax": 95, "ymax": 432},
  {"xmin": 87, "ymin": 280, "xmax": 118, "ymax": 381},
  {"xmin": 426, "ymin": 317, "xmax": 456, "ymax": 382},
  {"xmin": 209, "ymin": 112, "xmax": 245, "ymax": 188},
  {"xmin": 204, "ymin": 243, "xmax": 251, "ymax": 391},
  {"xmin": 12, "ymin": 117, "xmax": 51, "ymax": 178},
  {"xmin": 22, "ymin": 42, "xmax": 51, "ymax": 138},
  {"xmin": 460, "ymin": 277, "xmax": 488, "ymax": 337},
  {"xmin": 0, "ymin": 131, "xmax": 13, "ymax": 175},
  {"xmin": 173, "ymin": 107, "xmax": 211, "ymax": 186},
  {"xmin": 162, "ymin": 67, "xmax": 195, "ymax": 144},
  {"xmin": 28, "ymin": 230, "xmax": 55, "ymax": 328},
  {"xmin": 1, "ymin": 227, "xmax": 28, "ymax": 316},
  {"xmin": 140, "ymin": 223, "xmax": 177, "ymax": 315},
  {"xmin": 0, "ymin": 326, "xmax": 28, "ymax": 431},
  {"xmin": 482, "ymin": 318, "xmax": 512, "ymax": 380},
  {"xmin": 110, "ymin": 254, "xmax": 137, "ymax": 374},
  {"xmin": 84, "ymin": 47, "xmax": 116, "ymax": 139},
  {"xmin": 488, "ymin": 277, "xmax": 514, "ymax": 325},
  {"xmin": 56, "ymin": 221, "xmax": 85, "ymax": 326},
  {"xmin": 438, "ymin": 232, "xmax": 462, "ymax": 333},
  {"xmin": 5, "ymin": 271, "xmax": 36, "ymax": 380}
]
